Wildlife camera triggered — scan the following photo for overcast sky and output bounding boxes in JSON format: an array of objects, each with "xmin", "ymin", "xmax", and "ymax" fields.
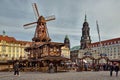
[{"xmin": 0, "ymin": 0, "xmax": 120, "ymax": 48}]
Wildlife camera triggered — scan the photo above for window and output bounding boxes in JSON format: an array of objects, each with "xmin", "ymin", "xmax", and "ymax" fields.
[
  {"xmin": 16, "ymin": 54, "xmax": 19, "ymax": 58},
  {"xmin": 9, "ymin": 54, "xmax": 11, "ymax": 58},
  {"xmin": 9, "ymin": 47, "xmax": 11, "ymax": 52},
  {"xmin": 16, "ymin": 47, "xmax": 19, "ymax": 53},
  {"xmin": 118, "ymin": 53, "xmax": 120, "ymax": 55},
  {"xmin": 13, "ymin": 47, "xmax": 15, "ymax": 53},
  {"xmin": 2, "ymin": 45, "xmax": 6, "ymax": 52}
]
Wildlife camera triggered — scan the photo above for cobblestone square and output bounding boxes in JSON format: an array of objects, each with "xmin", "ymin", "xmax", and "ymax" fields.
[{"xmin": 0, "ymin": 71, "xmax": 120, "ymax": 80}]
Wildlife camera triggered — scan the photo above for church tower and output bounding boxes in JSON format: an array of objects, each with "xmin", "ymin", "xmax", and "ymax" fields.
[
  {"xmin": 64, "ymin": 35, "xmax": 70, "ymax": 49},
  {"xmin": 80, "ymin": 15, "xmax": 91, "ymax": 49}
]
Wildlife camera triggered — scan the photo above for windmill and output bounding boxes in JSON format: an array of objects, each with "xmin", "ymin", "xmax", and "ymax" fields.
[{"xmin": 23, "ymin": 3, "xmax": 55, "ymax": 42}]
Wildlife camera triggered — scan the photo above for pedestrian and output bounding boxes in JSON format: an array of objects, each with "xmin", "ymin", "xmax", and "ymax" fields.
[
  {"xmin": 114, "ymin": 63, "xmax": 119, "ymax": 77},
  {"xmin": 109, "ymin": 63, "xmax": 114, "ymax": 76},
  {"xmin": 48, "ymin": 62, "xmax": 54, "ymax": 73},
  {"xmin": 13, "ymin": 61, "xmax": 20, "ymax": 76}
]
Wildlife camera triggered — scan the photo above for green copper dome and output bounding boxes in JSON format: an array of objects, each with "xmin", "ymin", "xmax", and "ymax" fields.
[{"xmin": 70, "ymin": 45, "xmax": 80, "ymax": 51}]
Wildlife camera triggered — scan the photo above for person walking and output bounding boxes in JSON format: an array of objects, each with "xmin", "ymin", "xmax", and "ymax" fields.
[
  {"xmin": 48, "ymin": 62, "xmax": 54, "ymax": 73},
  {"xmin": 109, "ymin": 63, "xmax": 114, "ymax": 76},
  {"xmin": 114, "ymin": 63, "xmax": 119, "ymax": 77},
  {"xmin": 13, "ymin": 61, "xmax": 20, "ymax": 76}
]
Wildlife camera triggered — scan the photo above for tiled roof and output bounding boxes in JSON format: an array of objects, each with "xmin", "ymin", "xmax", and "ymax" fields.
[
  {"xmin": 91, "ymin": 37, "xmax": 120, "ymax": 47},
  {"xmin": 0, "ymin": 35, "xmax": 16, "ymax": 42},
  {"xmin": 0, "ymin": 35, "xmax": 31, "ymax": 44}
]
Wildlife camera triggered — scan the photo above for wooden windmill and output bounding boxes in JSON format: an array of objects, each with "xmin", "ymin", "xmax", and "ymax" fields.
[{"xmin": 23, "ymin": 3, "xmax": 55, "ymax": 42}]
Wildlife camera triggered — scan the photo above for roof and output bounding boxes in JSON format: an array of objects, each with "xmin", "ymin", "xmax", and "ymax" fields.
[
  {"xmin": 91, "ymin": 37, "xmax": 120, "ymax": 47},
  {"xmin": 0, "ymin": 35, "xmax": 16, "ymax": 42},
  {"xmin": 40, "ymin": 56, "xmax": 69, "ymax": 61},
  {"xmin": 70, "ymin": 45, "xmax": 80, "ymax": 51},
  {"xmin": 65, "ymin": 35, "xmax": 69, "ymax": 40},
  {"xmin": 71, "ymin": 37, "xmax": 120, "ymax": 51},
  {"xmin": 0, "ymin": 35, "xmax": 31, "ymax": 45},
  {"xmin": 25, "ymin": 41, "xmax": 64, "ymax": 50}
]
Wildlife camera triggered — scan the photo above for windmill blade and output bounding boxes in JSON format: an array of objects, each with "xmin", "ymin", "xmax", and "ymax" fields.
[
  {"xmin": 23, "ymin": 25, "xmax": 36, "ymax": 29},
  {"xmin": 45, "ymin": 15, "xmax": 56, "ymax": 21},
  {"xmin": 23, "ymin": 22, "xmax": 37, "ymax": 27},
  {"xmin": 32, "ymin": 3, "xmax": 40, "ymax": 20}
]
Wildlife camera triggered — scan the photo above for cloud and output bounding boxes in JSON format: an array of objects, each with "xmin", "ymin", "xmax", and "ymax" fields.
[{"xmin": 0, "ymin": 0, "xmax": 120, "ymax": 48}]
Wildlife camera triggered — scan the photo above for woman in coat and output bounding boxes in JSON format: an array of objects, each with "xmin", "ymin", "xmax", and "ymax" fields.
[
  {"xmin": 114, "ymin": 64, "xmax": 119, "ymax": 77},
  {"xmin": 13, "ymin": 62, "xmax": 20, "ymax": 76}
]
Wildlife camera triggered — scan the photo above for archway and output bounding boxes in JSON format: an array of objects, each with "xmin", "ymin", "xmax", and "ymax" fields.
[
  {"xmin": 79, "ymin": 56, "xmax": 95, "ymax": 71},
  {"xmin": 96, "ymin": 56, "xmax": 110, "ymax": 71}
]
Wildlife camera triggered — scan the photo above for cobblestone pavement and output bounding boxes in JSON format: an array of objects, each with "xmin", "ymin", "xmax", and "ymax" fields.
[{"xmin": 0, "ymin": 71, "xmax": 120, "ymax": 80}]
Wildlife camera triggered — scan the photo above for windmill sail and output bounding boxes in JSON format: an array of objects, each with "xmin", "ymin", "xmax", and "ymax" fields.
[{"xmin": 32, "ymin": 3, "xmax": 40, "ymax": 20}]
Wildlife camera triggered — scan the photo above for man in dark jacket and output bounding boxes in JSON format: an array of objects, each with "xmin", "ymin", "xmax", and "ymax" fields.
[
  {"xmin": 13, "ymin": 62, "xmax": 20, "ymax": 76},
  {"xmin": 114, "ymin": 64, "xmax": 119, "ymax": 77},
  {"xmin": 109, "ymin": 63, "xmax": 114, "ymax": 76}
]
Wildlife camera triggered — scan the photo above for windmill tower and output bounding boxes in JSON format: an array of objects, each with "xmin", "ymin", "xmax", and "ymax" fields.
[{"xmin": 23, "ymin": 3, "xmax": 55, "ymax": 42}]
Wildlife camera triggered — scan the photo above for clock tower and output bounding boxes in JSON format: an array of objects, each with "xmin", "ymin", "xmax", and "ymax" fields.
[{"xmin": 80, "ymin": 14, "xmax": 91, "ymax": 49}]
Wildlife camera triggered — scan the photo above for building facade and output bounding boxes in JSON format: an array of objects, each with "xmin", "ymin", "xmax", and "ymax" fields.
[
  {"xmin": 91, "ymin": 38, "xmax": 120, "ymax": 60},
  {"xmin": 61, "ymin": 35, "xmax": 70, "ymax": 59},
  {"xmin": 71, "ymin": 15, "xmax": 92, "ymax": 62},
  {"xmin": 71, "ymin": 38, "xmax": 120, "ymax": 63},
  {"xmin": 0, "ymin": 34, "xmax": 29, "ymax": 61}
]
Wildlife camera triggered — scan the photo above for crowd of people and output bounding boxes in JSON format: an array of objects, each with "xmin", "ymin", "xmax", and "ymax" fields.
[
  {"xmin": 13, "ymin": 61, "xmax": 119, "ymax": 77},
  {"xmin": 109, "ymin": 63, "xmax": 119, "ymax": 77}
]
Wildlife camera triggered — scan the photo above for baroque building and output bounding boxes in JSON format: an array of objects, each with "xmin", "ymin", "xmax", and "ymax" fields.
[
  {"xmin": 0, "ymin": 31, "xmax": 29, "ymax": 61},
  {"xmin": 71, "ymin": 15, "xmax": 93, "ymax": 62},
  {"xmin": 61, "ymin": 35, "xmax": 70, "ymax": 59},
  {"xmin": 91, "ymin": 38, "xmax": 120, "ymax": 60},
  {"xmin": 80, "ymin": 14, "xmax": 91, "ymax": 49}
]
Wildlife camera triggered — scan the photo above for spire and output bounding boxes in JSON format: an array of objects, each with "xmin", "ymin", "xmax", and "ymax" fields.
[
  {"xmin": 80, "ymin": 14, "xmax": 91, "ymax": 49},
  {"xmin": 84, "ymin": 14, "xmax": 87, "ymax": 22}
]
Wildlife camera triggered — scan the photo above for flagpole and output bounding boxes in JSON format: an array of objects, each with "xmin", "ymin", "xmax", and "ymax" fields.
[{"xmin": 96, "ymin": 20, "xmax": 103, "ymax": 54}]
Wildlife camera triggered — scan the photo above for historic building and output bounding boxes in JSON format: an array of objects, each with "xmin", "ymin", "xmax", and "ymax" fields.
[
  {"xmin": 80, "ymin": 14, "xmax": 91, "ymax": 49},
  {"xmin": 71, "ymin": 15, "xmax": 119, "ymax": 63},
  {"xmin": 91, "ymin": 37, "xmax": 120, "ymax": 60},
  {"xmin": 71, "ymin": 15, "xmax": 93, "ymax": 62},
  {"xmin": 70, "ymin": 46, "xmax": 80, "ymax": 62},
  {"xmin": 71, "ymin": 37, "xmax": 120, "ymax": 63},
  {"xmin": 61, "ymin": 35, "xmax": 70, "ymax": 59},
  {"xmin": 0, "ymin": 31, "xmax": 29, "ymax": 61}
]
